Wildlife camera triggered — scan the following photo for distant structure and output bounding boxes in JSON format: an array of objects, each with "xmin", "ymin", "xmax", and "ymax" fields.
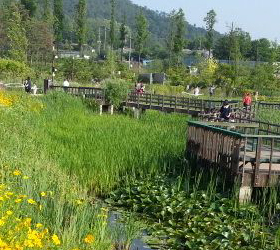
[{"xmin": 138, "ymin": 73, "xmax": 167, "ymax": 84}]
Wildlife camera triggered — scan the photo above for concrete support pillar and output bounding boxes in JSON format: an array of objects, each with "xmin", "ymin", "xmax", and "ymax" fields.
[
  {"xmin": 239, "ymin": 186, "xmax": 253, "ymax": 203},
  {"xmin": 99, "ymin": 105, "xmax": 103, "ymax": 115},
  {"xmin": 122, "ymin": 106, "xmax": 126, "ymax": 112},
  {"xmin": 110, "ymin": 105, "xmax": 114, "ymax": 115},
  {"xmin": 133, "ymin": 107, "xmax": 140, "ymax": 119}
]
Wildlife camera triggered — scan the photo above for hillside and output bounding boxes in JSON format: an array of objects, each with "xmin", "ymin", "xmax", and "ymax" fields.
[{"xmin": 62, "ymin": 0, "xmax": 212, "ymax": 42}]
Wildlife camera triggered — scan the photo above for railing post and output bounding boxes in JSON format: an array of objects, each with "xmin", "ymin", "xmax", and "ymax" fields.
[
  {"xmin": 43, "ymin": 79, "xmax": 49, "ymax": 94},
  {"xmin": 254, "ymin": 137, "xmax": 262, "ymax": 187}
]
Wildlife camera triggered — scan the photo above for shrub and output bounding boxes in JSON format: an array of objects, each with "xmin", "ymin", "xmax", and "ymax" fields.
[
  {"xmin": 0, "ymin": 58, "xmax": 33, "ymax": 80},
  {"xmin": 103, "ymin": 79, "xmax": 132, "ymax": 107}
]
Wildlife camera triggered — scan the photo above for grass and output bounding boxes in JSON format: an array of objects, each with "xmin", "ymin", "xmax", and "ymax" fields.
[
  {"xmin": 0, "ymin": 90, "xmax": 188, "ymax": 248},
  {"xmin": 37, "ymin": 92, "xmax": 187, "ymax": 194}
]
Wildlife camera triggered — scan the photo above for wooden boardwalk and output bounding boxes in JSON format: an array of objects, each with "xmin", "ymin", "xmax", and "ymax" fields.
[{"xmin": 186, "ymin": 121, "xmax": 280, "ymax": 201}]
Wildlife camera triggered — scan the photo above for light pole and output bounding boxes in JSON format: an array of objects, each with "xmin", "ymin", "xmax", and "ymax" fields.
[
  {"xmin": 51, "ymin": 45, "xmax": 58, "ymax": 84},
  {"xmin": 128, "ymin": 34, "xmax": 132, "ymax": 70}
]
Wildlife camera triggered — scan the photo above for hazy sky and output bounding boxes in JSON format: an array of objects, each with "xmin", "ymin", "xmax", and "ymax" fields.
[{"xmin": 131, "ymin": 0, "xmax": 280, "ymax": 41}]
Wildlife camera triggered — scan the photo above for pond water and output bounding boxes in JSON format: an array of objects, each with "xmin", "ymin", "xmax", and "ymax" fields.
[{"xmin": 109, "ymin": 211, "xmax": 155, "ymax": 250}]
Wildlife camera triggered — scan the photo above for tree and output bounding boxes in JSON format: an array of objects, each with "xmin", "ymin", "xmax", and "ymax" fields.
[
  {"xmin": 172, "ymin": 9, "xmax": 186, "ymax": 65},
  {"xmin": 75, "ymin": 0, "xmax": 87, "ymax": 52},
  {"xmin": 20, "ymin": 0, "xmax": 37, "ymax": 17},
  {"xmin": 119, "ymin": 15, "xmax": 127, "ymax": 62},
  {"xmin": 42, "ymin": 0, "xmax": 52, "ymax": 23},
  {"xmin": 166, "ymin": 10, "xmax": 176, "ymax": 67},
  {"xmin": 135, "ymin": 11, "xmax": 149, "ymax": 70},
  {"xmin": 53, "ymin": 0, "xmax": 64, "ymax": 45},
  {"xmin": 3, "ymin": 2, "xmax": 28, "ymax": 61},
  {"xmin": 26, "ymin": 20, "xmax": 53, "ymax": 64},
  {"xmin": 250, "ymin": 38, "xmax": 273, "ymax": 62},
  {"xmin": 110, "ymin": 0, "xmax": 116, "ymax": 49},
  {"xmin": 203, "ymin": 9, "xmax": 217, "ymax": 58}
]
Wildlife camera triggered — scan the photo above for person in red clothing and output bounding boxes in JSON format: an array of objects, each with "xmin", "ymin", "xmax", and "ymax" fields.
[{"xmin": 243, "ymin": 93, "xmax": 252, "ymax": 110}]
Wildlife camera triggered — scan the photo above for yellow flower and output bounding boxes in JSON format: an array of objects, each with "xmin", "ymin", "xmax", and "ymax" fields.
[
  {"xmin": 52, "ymin": 234, "xmax": 61, "ymax": 245},
  {"xmin": 6, "ymin": 211, "xmax": 13, "ymax": 216},
  {"xmin": 13, "ymin": 170, "xmax": 21, "ymax": 176},
  {"xmin": 23, "ymin": 176, "xmax": 29, "ymax": 180},
  {"xmin": 39, "ymin": 205, "xmax": 43, "ymax": 211},
  {"xmin": 0, "ymin": 219, "xmax": 5, "ymax": 226},
  {"xmin": 36, "ymin": 223, "xmax": 43, "ymax": 228},
  {"xmin": 27, "ymin": 199, "xmax": 36, "ymax": 205},
  {"xmin": 84, "ymin": 234, "xmax": 95, "ymax": 244},
  {"xmin": 15, "ymin": 199, "xmax": 22, "ymax": 203},
  {"xmin": 40, "ymin": 192, "xmax": 46, "ymax": 197},
  {"xmin": 76, "ymin": 199, "xmax": 83, "ymax": 205}
]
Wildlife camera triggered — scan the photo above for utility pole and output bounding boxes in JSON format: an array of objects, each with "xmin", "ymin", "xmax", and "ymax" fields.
[
  {"xmin": 104, "ymin": 27, "xmax": 107, "ymax": 50},
  {"xmin": 98, "ymin": 27, "xmax": 101, "ymax": 56},
  {"xmin": 128, "ymin": 34, "xmax": 132, "ymax": 70}
]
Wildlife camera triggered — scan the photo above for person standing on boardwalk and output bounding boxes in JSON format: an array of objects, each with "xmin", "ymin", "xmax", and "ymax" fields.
[
  {"xmin": 24, "ymin": 77, "xmax": 32, "ymax": 93},
  {"xmin": 243, "ymin": 93, "xmax": 252, "ymax": 110},
  {"xmin": 220, "ymin": 100, "xmax": 231, "ymax": 121}
]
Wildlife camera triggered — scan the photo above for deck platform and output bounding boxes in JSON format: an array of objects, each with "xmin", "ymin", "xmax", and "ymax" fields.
[{"xmin": 186, "ymin": 121, "xmax": 280, "ymax": 194}]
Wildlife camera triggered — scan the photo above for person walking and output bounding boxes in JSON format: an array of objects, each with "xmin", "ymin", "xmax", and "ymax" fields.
[{"xmin": 243, "ymin": 93, "xmax": 252, "ymax": 110}]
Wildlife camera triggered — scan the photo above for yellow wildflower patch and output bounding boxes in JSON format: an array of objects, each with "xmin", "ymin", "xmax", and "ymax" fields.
[{"xmin": 84, "ymin": 234, "xmax": 95, "ymax": 244}]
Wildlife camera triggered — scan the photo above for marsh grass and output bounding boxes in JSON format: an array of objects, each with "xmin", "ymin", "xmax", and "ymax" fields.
[{"xmin": 36, "ymin": 92, "xmax": 187, "ymax": 194}]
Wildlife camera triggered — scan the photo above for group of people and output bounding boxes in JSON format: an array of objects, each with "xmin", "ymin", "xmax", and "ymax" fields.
[
  {"xmin": 135, "ymin": 82, "xmax": 145, "ymax": 94},
  {"xmin": 23, "ymin": 77, "xmax": 38, "ymax": 95},
  {"xmin": 219, "ymin": 92, "xmax": 255, "ymax": 121}
]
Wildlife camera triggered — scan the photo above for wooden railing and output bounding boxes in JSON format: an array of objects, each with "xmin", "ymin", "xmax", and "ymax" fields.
[
  {"xmin": 187, "ymin": 121, "xmax": 280, "ymax": 188},
  {"xmin": 126, "ymin": 92, "xmax": 239, "ymax": 114},
  {"xmin": 49, "ymin": 85, "xmax": 106, "ymax": 103}
]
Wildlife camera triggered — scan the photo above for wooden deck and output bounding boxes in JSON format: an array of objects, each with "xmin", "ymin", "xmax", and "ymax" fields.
[{"xmin": 186, "ymin": 121, "xmax": 280, "ymax": 188}]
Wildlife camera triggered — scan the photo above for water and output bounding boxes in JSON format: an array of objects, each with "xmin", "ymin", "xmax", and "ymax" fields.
[{"xmin": 108, "ymin": 210, "xmax": 154, "ymax": 250}]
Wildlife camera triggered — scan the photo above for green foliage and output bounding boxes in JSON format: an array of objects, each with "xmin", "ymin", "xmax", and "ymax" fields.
[
  {"xmin": 54, "ymin": 0, "xmax": 64, "ymax": 43},
  {"xmin": 170, "ymin": 9, "xmax": 186, "ymax": 65},
  {"xmin": 20, "ymin": 0, "xmax": 37, "ymax": 17},
  {"xmin": 0, "ymin": 58, "xmax": 32, "ymax": 80},
  {"xmin": 109, "ymin": 0, "xmax": 116, "ymax": 49},
  {"xmin": 135, "ymin": 11, "xmax": 149, "ymax": 63},
  {"xmin": 150, "ymin": 84, "xmax": 184, "ymax": 96},
  {"xmin": 107, "ymin": 175, "xmax": 276, "ymax": 250},
  {"xmin": 103, "ymin": 79, "xmax": 131, "ymax": 107},
  {"xmin": 203, "ymin": 9, "xmax": 217, "ymax": 57},
  {"xmin": 75, "ymin": 0, "xmax": 87, "ymax": 51},
  {"xmin": 119, "ymin": 15, "xmax": 128, "ymax": 61},
  {"xmin": 167, "ymin": 66, "xmax": 191, "ymax": 86},
  {"xmin": 3, "ymin": 2, "xmax": 28, "ymax": 62}
]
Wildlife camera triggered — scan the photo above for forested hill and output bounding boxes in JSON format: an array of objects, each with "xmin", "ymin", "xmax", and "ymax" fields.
[{"xmin": 62, "ymin": 0, "xmax": 211, "ymax": 41}]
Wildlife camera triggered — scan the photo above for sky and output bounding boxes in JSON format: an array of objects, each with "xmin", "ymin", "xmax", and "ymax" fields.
[{"xmin": 131, "ymin": 0, "xmax": 280, "ymax": 41}]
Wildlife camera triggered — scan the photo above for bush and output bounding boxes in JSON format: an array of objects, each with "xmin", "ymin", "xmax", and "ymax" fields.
[
  {"xmin": 149, "ymin": 84, "xmax": 185, "ymax": 96},
  {"xmin": 0, "ymin": 58, "xmax": 33, "ymax": 80},
  {"xmin": 103, "ymin": 79, "xmax": 132, "ymax": 107}
]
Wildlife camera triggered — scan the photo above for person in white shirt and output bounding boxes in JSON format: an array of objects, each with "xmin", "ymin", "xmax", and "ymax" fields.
[
  {"xmin": 31, "ymin": 84, "xmax": 38, "ymax": 95},
  {"xmin": 63, "ymin": 79, "xmax": 70, "ymax": 87},
  {"xmin": 194, "ymin": 87, "xmax": 200, "ymax": 96}
]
